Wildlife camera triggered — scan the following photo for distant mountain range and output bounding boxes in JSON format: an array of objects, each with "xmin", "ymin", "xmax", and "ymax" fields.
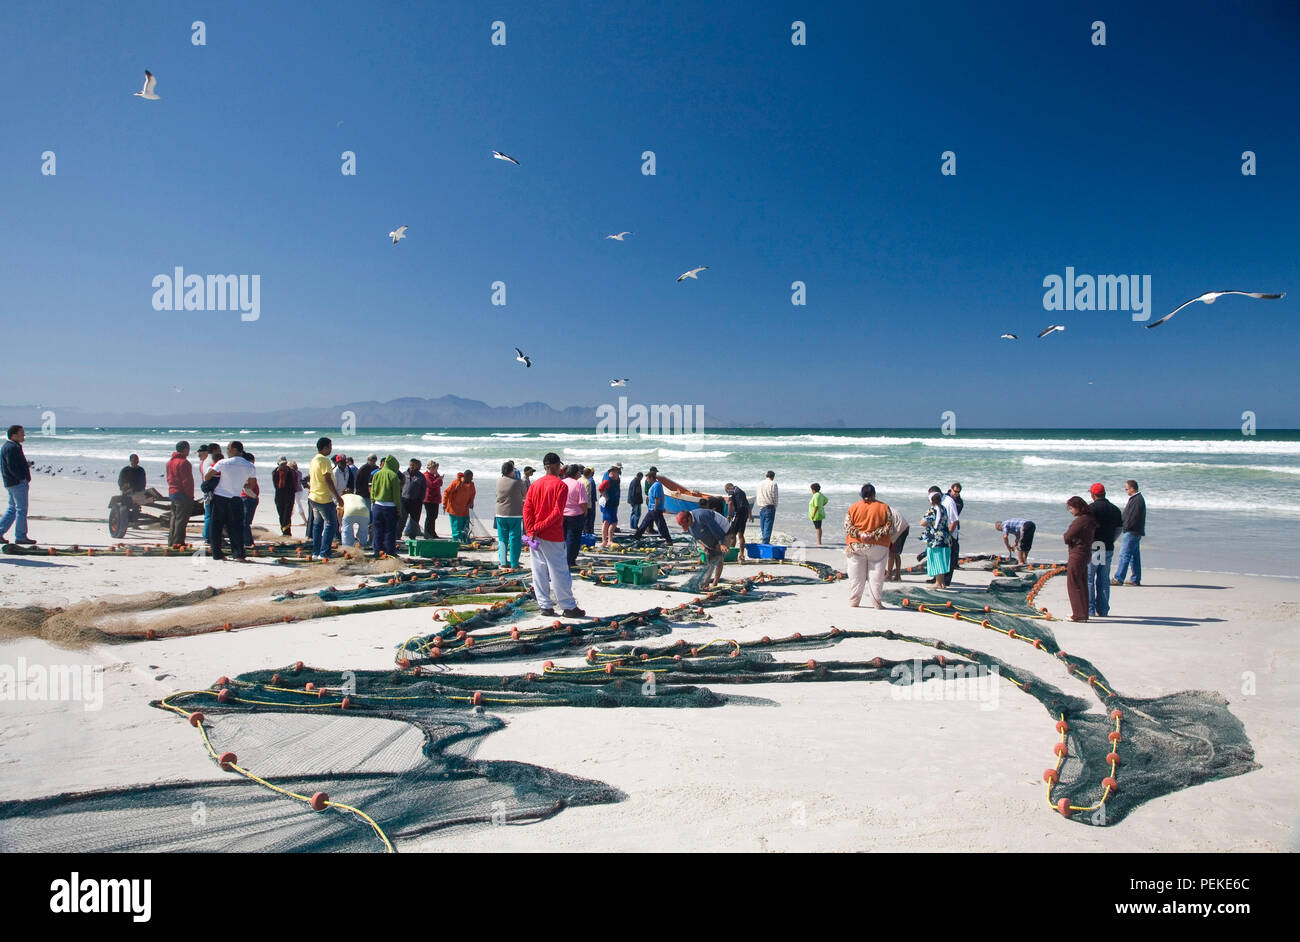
[{"xmin": 1, "ymin": 395, "xmax": 740, "ymax": 429}]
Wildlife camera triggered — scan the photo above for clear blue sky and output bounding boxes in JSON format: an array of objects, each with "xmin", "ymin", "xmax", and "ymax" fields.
[{"xmin": 2, "ymin": 0, "xmax": 1297, "ymax": 428}]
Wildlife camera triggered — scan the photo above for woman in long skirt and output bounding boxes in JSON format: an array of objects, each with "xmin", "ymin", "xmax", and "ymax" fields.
[
  {"xmin": 1063, "ymin": 496, "xmax": 1096, "ymax": 622},
  {"xmin": 921, "ymin": 491, "xmax": 952, "ymax": 586}
]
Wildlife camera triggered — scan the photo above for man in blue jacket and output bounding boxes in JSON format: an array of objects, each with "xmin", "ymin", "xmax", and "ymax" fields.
[{"xmin": 1, "ymin": 425, "xmax": 35, "ymax": 545}]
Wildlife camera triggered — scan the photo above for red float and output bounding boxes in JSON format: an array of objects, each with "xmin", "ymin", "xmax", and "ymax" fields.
[
  {"xmin": 188, "ymin": 711, "xmax": 204, "ymax": 727},
  {"xmin": 310, "ymin": 792, "xmax": 329, "ymax": 811}
]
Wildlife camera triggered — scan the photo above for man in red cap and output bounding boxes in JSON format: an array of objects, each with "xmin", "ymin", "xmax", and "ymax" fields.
[
  {"xmin": 1087, "ymin": 483, "xmax": 1123, "ymax": 617},
  {"xmin": 678, "ymin": 503, "xmax": 730, "ymax": 589}
]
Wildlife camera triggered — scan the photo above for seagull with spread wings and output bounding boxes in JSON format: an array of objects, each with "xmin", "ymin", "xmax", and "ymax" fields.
[
  {"xmin": 389, "ymin": 225, "xmax": 408, "ymax": 245},
  {"xmin": 606, "ymin": 232, "xmax": 631, "ymax": 241},
  {"xmin": 1037, "ymin": 325, "xmax": 1066, "ymax": 338},
  {"xmin": 492, "ymin": 150, "xmax": 520, "ymax": 165},
  {"xmin": 676, "ymin": 266, "xmax": 708, "ymax": 282},
  {"xmin": 1000, "ymin": 333, "xmax": 1019, "ymax": 340},
  {"xmin": 515, "ymin": 348, "xmax": 532, "ymax": 368},
  {"xmin": 1146, "ymin": 290, "xmax": 1286, "ymax": 329}
]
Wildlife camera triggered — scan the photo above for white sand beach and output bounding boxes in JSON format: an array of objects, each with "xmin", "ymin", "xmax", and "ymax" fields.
[{"xmin": 1, "ymin": 474, "xmax": 1296, "ymax": 852}]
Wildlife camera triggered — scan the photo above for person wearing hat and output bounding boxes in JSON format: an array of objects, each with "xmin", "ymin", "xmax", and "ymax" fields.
[
  {"xmin": 523, "ymin": 452, "xmax": 585, "ymax": 618},
  {"xmin": 597, "ymin": 465, "xmax": 621, "ymax": 549},
  {"xmin": 271, "ymin": 456, "xmax": 298, "ymax": 536},
  {"xmin": 995, "ymin": 518, "xmax": 1036, "ymax": 566},
  {"xmin": 332, "ymin": 454, "xmax": 352, "ymax": 498},
  {"xmin": 1087, "ymin": 483, "xmax": 1123, "ymax": 617},
  {"xmin": 678, "ymin": 504, "xmax": 729, "ymax": 589}
]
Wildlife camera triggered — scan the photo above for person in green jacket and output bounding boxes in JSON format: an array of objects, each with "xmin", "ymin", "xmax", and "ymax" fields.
[
  {"xmin": 809, "ymin": 482, "xmax": 828, "ymax": 546},
  {"xmin": 368, "ymin": 455, "xmax": 404, "ymax": 557}
]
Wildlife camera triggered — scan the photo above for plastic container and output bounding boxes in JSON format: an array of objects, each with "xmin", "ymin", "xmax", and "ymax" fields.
[
  {"xmin": 615, "ymin": 561, "xmax": 659, "ymax": 585},
  {"xmin": 580, "ymin": 533, "xmax": 598, "ymax": 548},
  {"xmin": 699, "ymin": 546, "xmax": 741, "ymax": 562},
  {"xmin": 405, "ymin": 538, "xmax": 459, "ymax": 559},
  {"xmin": 745, "ymin": 543, "xmax": 787, "ymax": 560}
]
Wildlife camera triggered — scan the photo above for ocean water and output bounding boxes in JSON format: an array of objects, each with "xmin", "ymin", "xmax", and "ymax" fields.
[{"xmin": 20, "ymin": 427, "xmax": 1300, "ymax": 578}]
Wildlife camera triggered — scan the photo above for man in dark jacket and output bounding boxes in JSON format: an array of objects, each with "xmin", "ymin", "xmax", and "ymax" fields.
[
  {"xmin": 1087, "ymin": 482, "xmax": 1124, "ymax": 617},
  {"xmin": 1, "ymin": 424, "xmax": 35, "ymax": 545},
  {"xmin": 627, "ymin": 472, "xmax": 644, "ymax": 529},
  {"xmin": 400, "ymin": 459, "xmax": 426, "ymax": 538},
  {"xmin": 272, "ymin": 457, "xmax": 299, "ymax": 536},
  {"xmin": 355, "ymin": 454, "xmax": 379, "ymax": 507},
  {"xmin": 118, "ymin": 453, "xmax": 162, "ymax": 529},
  {"xmin": 1113, "ymin": 479, "xmax": 1146, "ymax": 587}
]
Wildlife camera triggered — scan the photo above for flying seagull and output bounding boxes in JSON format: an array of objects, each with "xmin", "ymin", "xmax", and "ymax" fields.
[
  {"xmin": 609, "ymin": 378, "xmax": 628, "ymax": 387},
  {"xmin": 606, "ymin": 232, "xmax": 631, "ymax": 241},
  {"xmin": 492, "ymin": 150, "xmax": 520, "ymax": 165},
  {"xmin": 1146, "ymin": 290, "xmax": 1286, "ymax": 329},
  {"xmin": 676, "ymin": 266, "xmax": 708, "ymax": 282},
  {"xmin": 133, "ymin": 70, "xmax": 160, "ymax": 100},
  {"xmin": 389, "ymin": 225, "xmax": 408, "ymax": 244},
  {"xmin": 515, "ymin": 347, "xmax": 532, "ymax": 368},
  {"xmin": 1000, "ymin": 333, "xmax": 1019, "ymax": 340},
  {"xmin": 1037, "ymin": 325, "xmax": 1066, "ymax": 338}
]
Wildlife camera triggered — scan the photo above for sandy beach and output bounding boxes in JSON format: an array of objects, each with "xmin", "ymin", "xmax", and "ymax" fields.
[{"xmin": 1, "ymin": 473, "xmax": 1295, "ymax": 853}]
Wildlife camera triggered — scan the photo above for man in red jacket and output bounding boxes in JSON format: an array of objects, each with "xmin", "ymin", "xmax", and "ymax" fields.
[
  {"xmin": 165, "ymin": 440, "xmax": 199, "ymax": 548},
  {"xmin": 522, "ymin": 452, "xmax": 585, "ymax": 618}
]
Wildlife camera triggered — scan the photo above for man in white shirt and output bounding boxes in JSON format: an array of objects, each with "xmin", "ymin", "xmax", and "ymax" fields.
[
  {"xmin": 756, "ymin": 470, "xmax": 779, "ymax": 544},
  {"xmin": 942, "ymin": 483, "xmax": 962, "ymax": 583},
  {"xmin": 203, "ymin": 441, "xmax": 256, "ymax": 562}
]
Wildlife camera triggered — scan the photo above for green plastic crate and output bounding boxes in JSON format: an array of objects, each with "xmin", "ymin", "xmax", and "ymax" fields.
[
  {"xmin": 615, "ymin": 561, "xmax": 659, "ymax": 585},
  {"xmin": 699, "ymin": 546, "xmax": 740, "ymax": 563},
  {"xmin": 405, "ymin": 538, "xmax": 459, "ymax": 559}
]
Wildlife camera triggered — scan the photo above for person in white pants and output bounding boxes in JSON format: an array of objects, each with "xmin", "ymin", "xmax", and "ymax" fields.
[
  {"xmin": 844, "ymin": 483, "xmax": 893, "ymax": 609},
  {"xmin": 339, "ymin": 493, "xmax": 370, "ymax": 549},
  {"xmin": 522, "ymin": 452, "xmax": 585, "ymax": 618}
]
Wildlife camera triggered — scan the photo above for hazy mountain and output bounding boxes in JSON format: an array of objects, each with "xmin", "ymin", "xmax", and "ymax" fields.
[{"xmin": 1, "ymin": 396, "xmax": 739, "ymax": 429}]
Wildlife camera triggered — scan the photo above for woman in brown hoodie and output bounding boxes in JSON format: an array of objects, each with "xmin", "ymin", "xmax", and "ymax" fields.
[{"xmin": 1063, "ymin": 496, "xmax": 1097, "ymax": 622}]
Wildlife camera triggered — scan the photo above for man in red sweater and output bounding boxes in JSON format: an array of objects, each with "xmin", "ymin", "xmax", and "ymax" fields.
[
  {"xmin": 165, "ymin": 440, "xmax": 199, "ymax": 548},
  {"xmin": 523, "ymin": 452, "xmax": 584, "ymax": 617}
]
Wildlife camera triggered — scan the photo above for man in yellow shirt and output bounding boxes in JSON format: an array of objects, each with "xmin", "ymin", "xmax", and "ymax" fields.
[{"xmin": 307, "ymin": 436, "xmax": 344, "ymax": 560}]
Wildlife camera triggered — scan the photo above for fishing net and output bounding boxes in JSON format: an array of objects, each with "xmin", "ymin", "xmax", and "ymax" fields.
[
  {"xmin": 0, "ymin": 547, "xmax": 1258, "ymax": 848},
  {"xmin": 0, "ymin": 710, "xmax": 622, "ymax": 852}
]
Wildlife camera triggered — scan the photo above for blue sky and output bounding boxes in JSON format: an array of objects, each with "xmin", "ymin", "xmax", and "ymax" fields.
[{"xmin": 1, "ymin": 0, "xmax": 1298, "ymax": 428}]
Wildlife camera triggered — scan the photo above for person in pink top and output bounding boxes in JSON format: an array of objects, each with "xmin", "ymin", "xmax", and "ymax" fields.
[{"xmin": 562, "ymin": 463, "xmax": 588, "ymax": 567}]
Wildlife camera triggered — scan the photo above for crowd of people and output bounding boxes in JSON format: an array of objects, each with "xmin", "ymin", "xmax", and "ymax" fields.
[{"xmin": 0, "ymin": 424, "xmax": 1151, "ymax": 625}]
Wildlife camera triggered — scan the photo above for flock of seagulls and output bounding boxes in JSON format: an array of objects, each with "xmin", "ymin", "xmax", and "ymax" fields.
[
  {"xmin": 1003, "ymin": 290, "xmax": 1284, "ymax": 340},
  {"xmin": 132, "ymin": 71, "xmax": 1282, "ymax": 365}
]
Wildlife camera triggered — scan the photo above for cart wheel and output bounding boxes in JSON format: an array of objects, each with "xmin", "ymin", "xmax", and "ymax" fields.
[{"xmin": 108, "ymin": 504, "xmax": 129, "ymax": 539}]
